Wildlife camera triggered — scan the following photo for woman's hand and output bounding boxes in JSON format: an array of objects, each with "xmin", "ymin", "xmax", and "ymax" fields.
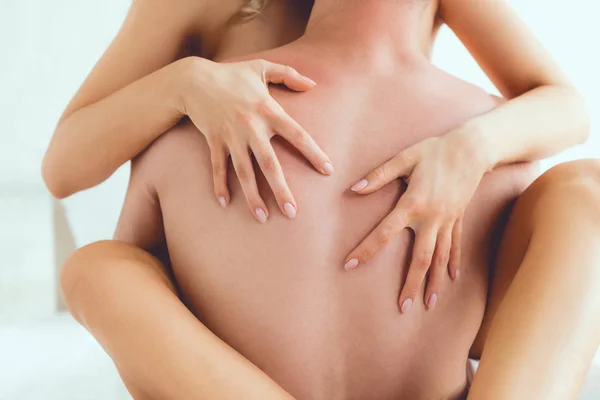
[
  {"xmin": 181, "ymin": 57, "xmax": 334, "ymax": 223},
  {"xmin": 343, "ymin": 128, "xmax": 491, "ymax": 313}
]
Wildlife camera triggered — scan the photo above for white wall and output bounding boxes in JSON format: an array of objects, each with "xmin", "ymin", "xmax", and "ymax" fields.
[{"xmin": 0, "ymin": 0, "xmax": 130, "ymax": 186}]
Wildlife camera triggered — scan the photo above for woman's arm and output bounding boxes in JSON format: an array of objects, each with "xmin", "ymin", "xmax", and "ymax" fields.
[
  {"xmin": 345, "ymin": 0, "xmax": 590, "ymax": 310},
  {"xmin": 439, "ymin": 0, "xmax": 590, "ymax": 168},
  {"xmin": 43, "ymin": 0, "xmax": 332, "ymax": 220},
  {"xmin": 43, "ymin": 0, "xmax": 205, "ymax": 198}
]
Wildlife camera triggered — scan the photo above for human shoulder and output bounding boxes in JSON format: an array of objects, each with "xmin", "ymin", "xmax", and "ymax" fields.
[
  {"xmin": 132, "ymin": 120, "xmax": 207, "ymax": 185},
  {"xmin": 132, "ymin": 0, "xmax": 242, "ymax": 33}
]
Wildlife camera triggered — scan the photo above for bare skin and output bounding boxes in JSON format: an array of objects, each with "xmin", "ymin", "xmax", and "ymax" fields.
[
  {"xmin": 110, "ymin": 4, "xmax": 541, "ymax": 400},
  {"xmin": 470, "ymin": 160, "xmax": 600, "ymax": 400},
  {"xmin": 63, "ymin": 158, "xmax": 600, "ymax": 400},
  {"xmin": 57, "ymin": 0, "xmax": 599, "ymax": 399}
]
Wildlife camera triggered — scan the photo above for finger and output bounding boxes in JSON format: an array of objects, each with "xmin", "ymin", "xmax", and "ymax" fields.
[
  {"xmin": 230, "ymin": 148, "xmax": 269, "ymax": 223},
  {"xmin": 250, "ymin": 136, "xmax": 297, "ymax": 219},
  {"xmin": 448, "ymin": 217, "xmax": 463, "ymax": 281},
  {"xmin": 258, "ymin": 60, "xmax": 316, "ymax": 91},
  {"xmin": 264, "ymin": 102, "xmax": 334, "ymax": 176},
  {"xmin": 208, "ymin": 141, "xmax": 230, "ymax": 208},
  {"xmin": 424, "ymin": 224, "xmax": 453, "ymax": 310},
  {"xmin": 344, "ymin": 207, "xmax": 409, "ymax": 271},
  {"xmin": 350, "ymin": 149, "xmax": 416, "ymax": 194},
  {"xmin": 399, "ymin": 224, "xmax": 438, "ymax": 314}
]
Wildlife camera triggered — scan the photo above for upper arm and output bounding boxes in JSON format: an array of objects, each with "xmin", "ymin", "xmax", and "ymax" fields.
[
  {"xmin": 113, "ymin": 120, "xmax": 206, "ymax": 252},
  {"xmin": 114, "ymin": 150, "xmax": 165, "ymax": 251},
  {"xmin": 438, "ymin": 0, "xmax": 571, "ymax": 98},
  {"xmin": 59, "ymin": 0, "xmax": 208, "ymax": 123}
]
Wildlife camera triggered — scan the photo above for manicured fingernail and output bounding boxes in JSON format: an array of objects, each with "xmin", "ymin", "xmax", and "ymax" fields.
[
  {"xmin": 323, "ymin": 162, "xmax": 334, "ymax": 175},
  {"xmin": 428, "ymin": 294, "xmax": 438, "ymax": 310},
  {"xmin": 302, "ymin": 76, "xmax": 317, "ymax": 85},
  {"xmin": 401, "ymin": 298, "xmax": 413, "ymax": 314},
  {"xmin": 255, "ymin": 208, "xmax": 267, "ymax": 223},
  {"xmin": 283, "ymin": 203, "xmax": 296, "ymax": 218},
  {"xmin": 454, "ymin": 269, "xmax": 461, "ymax": 281},
  {"xmin": 344, "ymin": 258, "xmax": 359, "ymax": 271},
  {"xmin": 351, "ymin": 179, "xmax": 368, "ymax": 192},
  {"xmin": 218, "ymin": 197, "xmax": 227, "ymax": 208}
]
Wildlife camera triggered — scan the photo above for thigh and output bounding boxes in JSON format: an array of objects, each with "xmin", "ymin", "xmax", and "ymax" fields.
[
  {"xmin": 470, "ymin": 159, "xmax": 600, "ymax": 358},
  {"xmin": 61, "ymin": 240, "xmax": 294, "ymax": 400},
  {"xmin": 61, "ymin": 240, "xmax": 179, "ymax": 326}
]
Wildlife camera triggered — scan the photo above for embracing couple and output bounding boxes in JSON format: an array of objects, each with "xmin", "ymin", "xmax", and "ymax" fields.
[{"xmin": 45, "ymin": 0, "xmax": 600, "ymax": 399}]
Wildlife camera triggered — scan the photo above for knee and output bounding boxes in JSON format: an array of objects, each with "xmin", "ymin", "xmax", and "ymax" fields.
[
  {"xmin": 60, "ymin": 240, "xmax": 141, "ymax": 323},
  {"xmin": 533, "ymin": 159, "xmax": 600, "ymax": 226}
]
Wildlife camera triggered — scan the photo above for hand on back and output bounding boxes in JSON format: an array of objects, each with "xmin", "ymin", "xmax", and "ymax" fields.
[
  {"xmin": 344, "ymin": 130, "xmax": 490, "ymax": 313},
  {"xmin": 181, "ymin": 57, "xmax": 334, "ymax": 222}
]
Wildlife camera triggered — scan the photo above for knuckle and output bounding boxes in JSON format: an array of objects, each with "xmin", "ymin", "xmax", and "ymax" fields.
[
  {"xmin": 212, "ymin": 161, "xmax": 224, "ymax": 176},
  {"xmin": 359, "ymin": 248, "xmax": 374, "ymax": 261},
  {"xmin": 433, "ymin": 253, "xmax": 448, "ymax": 268},
  {"xmin": 404, "ymin": 285, "xmax": 419, "ymax": 297},
  {"xmin": 291, "ymin": 128, "xmax": 305, "ymax": 145},
  {"xmin": 255, "ymin": 99, "xmax": 274, "ymax": 116},
  {"xmin": 376, "ymin": 224, "xmax": 395, "ymax": 244},
  {"xmin": 356, "ymin": 244, "xmax": 375, "ymax": 261},
  {"xmin": 415, "ymin": 252, "xmax": 433, "ymax": 270},
  {"xmin": 249, "ymin": 196, "xmax": 263, "ymax": 208},
  {"xmin": 275, "ymin": 189, "xmax": 289, "ymax": 201},
  {"xmin": 429, "ymin": 203, "xmax": 443, "ymax": 216},
  {"xmin": 236, "ymin": 165, "xmax": 251, "ymax": 181},
  {"xmin": 261, "ymin": 155, "xmax": 279, "ymax": 173},
  {"xmin": 211, "ymin": 124, "xmax": 231, "ymax": 142},
  {"xmin": 284, "ymin": 65, "xmax": 297, "ymax": 77},
  {"xmin": 406, "ymin": 196, "xmax": 424, "ymax": 214},
  {"xmin": 372, "ymin": 166, "xmax": 386, "ymax": 182},
  {"xmin": 254, "ymin": 59, "xmax": 269, "ymax": 70},
  {"xmin": 235, "ymin": 109, "xmax": 253, "ymax": 125},
  {"xmin": 205, "ymin": 132, "xmax": 220, "ymax": 147},
  {"xmin": 220, "ymin": 124, "xmax": 235, "ymax": 141}
]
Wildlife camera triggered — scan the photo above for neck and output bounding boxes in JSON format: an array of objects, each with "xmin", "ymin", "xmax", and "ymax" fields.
[{"xmin": 299, "ymin": 0, "xmax": 428, "ymax": 62}]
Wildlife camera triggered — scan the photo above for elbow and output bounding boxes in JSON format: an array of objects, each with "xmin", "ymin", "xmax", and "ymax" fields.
[
  {"xmin": 566, "ymin": 86, "xmax": 591, "ymax": 145},
  {"xmin": 556, "ymin": 83, "xmax": 590, "ymax": 145},
  {"xmin": 41, "ymin": 153, "xmax": 74, "ymax": 199},
  {"xmin": 575, "ymin": 93, "xmax": 591, "ymax": 145},
  {"xmin": 549, "ymin": 83, "xmax": 591, "ymax": 145}
]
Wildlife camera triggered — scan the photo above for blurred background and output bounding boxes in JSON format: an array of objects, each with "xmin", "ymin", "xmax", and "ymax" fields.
[{"xmin": 0, "ymin": 0, "xmax": 599, "ymax": 399}]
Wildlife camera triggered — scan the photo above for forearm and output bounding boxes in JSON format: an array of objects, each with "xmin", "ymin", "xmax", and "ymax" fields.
[
  {"xmin": 463, "ymin": 85, "xmax": 590, "ymax": 171},
  {"xmin": 43, "ymin": 57, "xmax": 201, "ymax": 198}
]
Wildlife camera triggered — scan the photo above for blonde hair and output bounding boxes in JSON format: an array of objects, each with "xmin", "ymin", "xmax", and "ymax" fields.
[{"xmin": 240, "ymin": 0, "xmax": 270, "ymax": 20}]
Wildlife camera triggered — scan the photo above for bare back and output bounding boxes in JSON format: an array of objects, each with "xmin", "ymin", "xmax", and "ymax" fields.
[{"xmin": 119, "ymin": 18, "xmax": 538, "ymax": 400}]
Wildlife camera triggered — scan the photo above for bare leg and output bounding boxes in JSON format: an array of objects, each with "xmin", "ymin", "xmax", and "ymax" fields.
[
  {"xmin": 60, "ymin": 240, "xmax": 293, "ymax": 400},
  {"xmin": 469, "ymin": 159, "xmax": 600, "ymax": 400}
]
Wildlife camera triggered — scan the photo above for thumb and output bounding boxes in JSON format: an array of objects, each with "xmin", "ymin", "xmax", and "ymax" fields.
[{"xmin": 351, "ymin": 149, "xmax": 416, "ymax": 194}]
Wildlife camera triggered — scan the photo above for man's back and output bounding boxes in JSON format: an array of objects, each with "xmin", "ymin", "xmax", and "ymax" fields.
[{"xmin": 119, "ymin": 9, "xmax": 538, "ymax": 400}]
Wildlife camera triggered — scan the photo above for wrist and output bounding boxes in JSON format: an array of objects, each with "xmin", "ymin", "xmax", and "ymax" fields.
[
  {"xmin": 449, "ymin": 120, "xmax": 498, "ymax": 173},
  {"xmin": 173, "ymin": 56, "xmax": 215, "ymax": 115}
]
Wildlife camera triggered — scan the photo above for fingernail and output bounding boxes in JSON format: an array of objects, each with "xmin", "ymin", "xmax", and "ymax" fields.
[
  {"xmin": 283, "ymin": 202, "xmax": 296, "ymax": 218},
  {"xmin": 344, "ymin": 258, "xmax": 359, "ymax": 271},
  {"xmin": 454, "ymin": 269, "xmax": 461, "ymax": 281},
  {"xmin": 218, "ymin": 197, "xmax": 227, "ymax": 208},
  {"xmin": 302, "ymin": 76, "xmax": 317, "ymax": 85},
  {"xmin": 351, "ymin": 179, "xmax": 368, "ymax": 192},
  {"xmin": 401, "ymin": 298, "xmax": 413, "ymax": 314},
  {"xmin": 323, "ymin": 162, "xmax": 334, "ymax": 175},
  {"xmin": 428, "ymin": 294, "xmax": 438, "ymax": 310},
  {"xmin": 255, "ymin": 208, "xmax": 268, "ymax": 223}
]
